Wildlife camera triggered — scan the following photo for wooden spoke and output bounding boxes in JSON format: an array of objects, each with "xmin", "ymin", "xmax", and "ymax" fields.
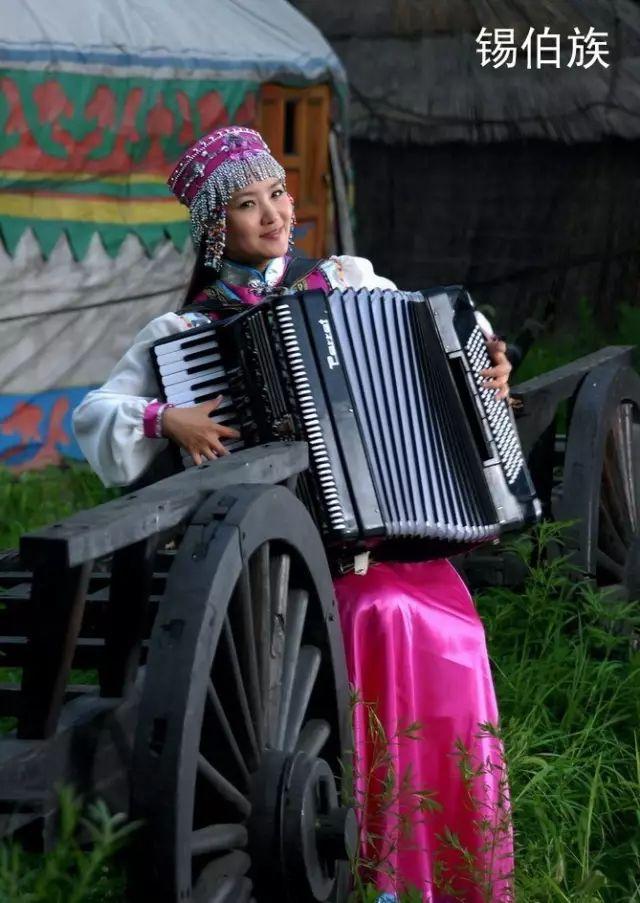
[
  {"xmin": 249, "ymin": 543, "xmax": 271, "ymax": 730},
  {"xmin": 283, "ymin": 645, "xmax": 322, "ymax": 753},
  {"xmin": 192, "ymin": 854, "xmax": 251, "ymax": 903},
  {"xmin": 219, "ymin": 618, "xmax": 260, "ymax": 768},
  {"xmin": 231, "ymin": 571, "xmax": 263, "ymax": 748},
  {"xmin": 276, "ymin": 589, "xmax": 309, "ymax": 748},
  {"xmin": 611, "ymin": 403, "xmax": 640, "ymax": 534},
  {"xmin": 601, "ymin": 438, "xmax": 633, "ymax": 545},
  {"xmin": 191, "ymin": 824, "xmax": 248, "ymax": 858},
  {"xmin": 197, "ymin": 755, "xmax": 251, "ymax": 819},
  {"xmin": 596, "ymin": 549, "xmax": 626, "ymax": 581},
  {"xmin": 598, "ymin": 500, "xmax": 629, "ymax": 566},
  {"xmin": 266, "ymin": 552, "xmax": 290, "ymax": 746},
  {"xmin": 205, "ymin": 680, "xmax": 251, "ymax": 788},
  {"xmin": 296, "ymin": 718, "xmax": 331, "ymax": 758},
  {"xmin": 132, "ymin": 485, "xmax": 349, "ymax": 901}
]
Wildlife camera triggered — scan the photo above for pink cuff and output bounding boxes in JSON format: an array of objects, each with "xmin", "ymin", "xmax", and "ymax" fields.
[{"xmin": 143, "ymin": 401, "xmax": 174, "ymax": 439}]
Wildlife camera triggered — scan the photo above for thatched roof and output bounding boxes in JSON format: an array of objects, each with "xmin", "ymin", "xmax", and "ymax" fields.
[{"xmin": 291, "ymin": 0, "xmax": 640, "ymax": 143}]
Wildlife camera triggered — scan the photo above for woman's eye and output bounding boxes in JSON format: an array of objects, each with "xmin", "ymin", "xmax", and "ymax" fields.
[
  {"xmin": 272, "ymin": 188, "xmax": 284, "ymax": 198},
  {"xmin": 240, "ymin": 200, "xmax": 254, "ymax": 209}
]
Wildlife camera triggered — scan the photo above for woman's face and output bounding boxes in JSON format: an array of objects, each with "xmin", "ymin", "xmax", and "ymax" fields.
[{"xmin": 224, "ymin": 178, "xmax": 292, "ymax": 270}]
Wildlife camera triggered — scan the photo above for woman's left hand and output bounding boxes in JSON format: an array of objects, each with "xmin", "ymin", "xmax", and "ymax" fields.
[{"xmin": 481, "ymin": 337, "xmax": 512, "ymax": 401}]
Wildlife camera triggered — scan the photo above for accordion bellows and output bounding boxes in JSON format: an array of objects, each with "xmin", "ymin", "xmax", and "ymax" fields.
[{"xmin": 152, "ymin": 287, "xmax": 540, "ymax": 550}]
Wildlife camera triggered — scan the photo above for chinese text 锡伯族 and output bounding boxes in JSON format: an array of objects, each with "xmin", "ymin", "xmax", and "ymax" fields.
[{"xmin": 476, "ymin": 26, "xmax": 610, "ymax": 70}]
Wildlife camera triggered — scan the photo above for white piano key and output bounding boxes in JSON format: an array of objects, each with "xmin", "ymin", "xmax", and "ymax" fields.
[
  {"xmin": 158, "ymin": 351, "xmax": 221, "ymax": 379},
  {"xmin": 154, "ymin": 336, "xmax": 219, "ymax": 362},
  {"xmin": 168, "ymin": 384, "xmax": 230, "ymax": 405},
  {"xmin": 163, "ymin": 366, "xmax": 228, "ymax": 396}
]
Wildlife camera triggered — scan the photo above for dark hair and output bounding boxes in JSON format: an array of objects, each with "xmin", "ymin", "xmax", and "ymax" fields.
[{"xmin": 181, "ymin": 243, "xmax": 210, "ymax": 309}]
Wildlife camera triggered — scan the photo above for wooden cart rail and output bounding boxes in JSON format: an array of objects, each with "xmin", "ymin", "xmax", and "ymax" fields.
[
  {"xmin": 15, "ymin": 443, "xmax": 308, "ymax": 741},
  {"xmin": 511, "ymin": 345, "xmax": 635, "ymax": 454},
  {"xmin": 456, "ymin": 345, "xmax": 640, "ymax": 598}
]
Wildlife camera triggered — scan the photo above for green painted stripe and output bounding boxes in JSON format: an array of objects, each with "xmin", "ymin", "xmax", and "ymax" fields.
[
  {"xmin": 0, "ymin": 178, "xmax": 172, "ymax": 198},
  {"xmin": 0, "ymin": 217, "xmax": 191, "ymax": 259}
]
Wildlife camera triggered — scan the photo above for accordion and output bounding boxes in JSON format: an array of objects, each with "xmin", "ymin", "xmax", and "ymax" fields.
[{"xmin": 151, "ymin": 287, "xmax": 540, "ymax": 552}]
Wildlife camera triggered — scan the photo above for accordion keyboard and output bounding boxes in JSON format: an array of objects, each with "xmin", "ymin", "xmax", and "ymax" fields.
[{"xmin": 152, "ymin": 326, "xmax": 245, "ymax": 468}]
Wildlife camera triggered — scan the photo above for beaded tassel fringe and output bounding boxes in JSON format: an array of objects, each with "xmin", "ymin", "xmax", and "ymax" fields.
[{"xmin": 189, "ymin": 153, "xmax": 286, "ymax": 267}]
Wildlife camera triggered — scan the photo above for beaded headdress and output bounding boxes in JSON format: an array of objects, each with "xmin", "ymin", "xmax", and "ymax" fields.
[{"xmin": 168, "ymin": 126, "xmax": 287, "ymax": 269}]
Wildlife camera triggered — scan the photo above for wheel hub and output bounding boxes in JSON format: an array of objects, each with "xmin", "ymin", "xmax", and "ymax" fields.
[{"xmin": 249, "ymin": 750, "xmax": 357, "ymax": 901}]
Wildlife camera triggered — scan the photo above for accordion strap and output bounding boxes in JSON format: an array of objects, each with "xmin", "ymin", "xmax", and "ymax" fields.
[{"xmin": 281, "ymin": 255, "xmax": 324, "ymax": 288}]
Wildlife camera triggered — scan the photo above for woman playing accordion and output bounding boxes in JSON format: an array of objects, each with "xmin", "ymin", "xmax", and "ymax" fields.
[{"xmin": 73, "ymin": 127, "xmax": 514, "ymax": 902}]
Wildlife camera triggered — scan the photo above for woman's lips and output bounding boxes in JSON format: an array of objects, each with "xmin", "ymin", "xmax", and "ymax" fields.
[{"xmin": 261, "ymin": 226, "xmax": 284, "ymax": 241}]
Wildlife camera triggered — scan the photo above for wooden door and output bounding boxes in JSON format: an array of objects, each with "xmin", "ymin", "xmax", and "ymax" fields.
[{"xmin": 259, "ymin": 84, "xmax": 331, "ymax": 258}]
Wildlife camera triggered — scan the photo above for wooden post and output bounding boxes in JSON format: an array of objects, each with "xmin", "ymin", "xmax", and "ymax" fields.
[
  {"xmin": 18, "ymin": 560, "xmax": 93, "ymax": 739},
  {"xmin": 100, "ymin": 536, "xmax": 160, "ymax": 697}
]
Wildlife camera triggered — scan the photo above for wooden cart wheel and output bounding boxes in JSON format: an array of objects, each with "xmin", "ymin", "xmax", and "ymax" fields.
[
  {"xmin": 131, "ymin": 483, "xmax": 354, "ymax": 903},
  {"xmin": 556, "ymin": 361, "xmax": 640, "ymax": 600}
]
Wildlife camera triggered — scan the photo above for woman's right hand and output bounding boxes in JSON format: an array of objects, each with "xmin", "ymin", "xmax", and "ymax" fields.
[{"xmin": 161, "ymin": 396, "xmax": 240, "ymax": 466}]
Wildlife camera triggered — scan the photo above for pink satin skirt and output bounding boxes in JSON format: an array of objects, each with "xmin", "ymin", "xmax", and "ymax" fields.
[{"xmin": 334, "ymin": 559, "xmax": 514, "ymax": 902}]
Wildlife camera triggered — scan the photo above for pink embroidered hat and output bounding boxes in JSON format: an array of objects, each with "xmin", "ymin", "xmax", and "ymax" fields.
[{"xmin": 167, "ymin": 126, "xmax": 286, "ymax": 267}]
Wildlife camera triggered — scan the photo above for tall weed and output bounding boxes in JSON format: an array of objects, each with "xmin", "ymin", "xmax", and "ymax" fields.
[
  {"xmin": 478, "ymin": 523, "xmax": 640, "ymax": 901},
  {"xmin": 0, "ymin": 787, "xmax": 138, "ymax": 902}
]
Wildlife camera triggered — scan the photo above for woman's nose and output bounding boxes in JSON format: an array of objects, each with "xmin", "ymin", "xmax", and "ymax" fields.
[{"xmin": 260, "ymin": 200, "xmax": 278, "ymax": 224}]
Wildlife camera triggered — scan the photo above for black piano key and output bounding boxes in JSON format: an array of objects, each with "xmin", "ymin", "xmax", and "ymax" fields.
[
  {"xmin": 160, "ymin": 356, "xmax": 221, "ymax": 383},
  {"xmin": 153, "ymin": 325, "xmax": 220, "ymax": 359},
  {"xmin": 163, "ymin": 366, "xmax": 227, "ymax": 391}
]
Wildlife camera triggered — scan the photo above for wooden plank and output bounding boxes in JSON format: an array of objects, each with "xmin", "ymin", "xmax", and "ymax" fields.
[
  {"xmin": 0, "ymin": 691, "xmax": 140, "ymax": 840},
  {"xmin": 512, "ymin": 346, "xmax": 634, "ymax": 401},
  {"xmin": 20, "ymin": 443, "xmax": 308, "ymax": 570},
  {"xmin": 0, "ymin": 684, "xmax": 96, "ymax": 719},
  {"xmin": 0, "ymin": 637, "xmax": 149, "ymax": 670},
  {"xmin": 18, "ymin": 560, "xmax": 93, "ymax": 739},
  {"xmin": 100, "ymin": 537, "xmax": 159, "ymax": 697},
  {"xmin": 0, "ymin": 595, "xmax": 160, "ymax": 639}
]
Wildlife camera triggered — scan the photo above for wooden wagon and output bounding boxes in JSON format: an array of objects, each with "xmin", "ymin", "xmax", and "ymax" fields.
[{"xmin": 0, "ymin": 345, "xmax": 638, "ymax": 902}]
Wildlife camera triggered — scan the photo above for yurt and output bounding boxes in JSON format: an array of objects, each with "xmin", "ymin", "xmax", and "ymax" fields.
[
  {"xmin": 292, "ymin": 0, "xmax": 640, "ymax": 336},
  {"xmin": 0, "ymin": 0, "xmax": 348, "ymax": 469}
]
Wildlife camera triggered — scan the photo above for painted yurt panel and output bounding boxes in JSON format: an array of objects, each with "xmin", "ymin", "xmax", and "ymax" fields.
[{"xmin": 0, "ymin": 0, "xmax": 346, "ymax": 470}]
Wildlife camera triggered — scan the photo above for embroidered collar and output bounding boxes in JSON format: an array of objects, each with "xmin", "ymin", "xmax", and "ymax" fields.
[{"xmin": 218, "ymin": 257, "xmax": 287, "ymax": 290}]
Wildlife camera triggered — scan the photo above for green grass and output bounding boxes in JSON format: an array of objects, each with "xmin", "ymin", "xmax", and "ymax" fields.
[
  {"xmin": 509, "ymin": 299, "xmax": 640, "ymax": 385},
  {"xmin": 477, "ymin": 524, "xmax": 640, "ymax": 902},
  {"xmin": 0, "ymin": 788, "xmax": 137, "ymax": 902},
  {"xmin": 2, "ymin": 314, "xmax": 640, "ymax": 902},
  {"xmin": 0, "ymin": 463, "xmax": 118, "ymax": 551}
]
